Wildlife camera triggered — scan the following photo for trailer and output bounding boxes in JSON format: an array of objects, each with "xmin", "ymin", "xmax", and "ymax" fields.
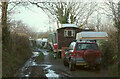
[
  {"xmin": 48, "ymin": 24, "xmax": 83, "ymax": 58},
  {"xmin": 48, "ymin": 24, "xmax": 95, "ymax": 58},
  {"xmin": 56, "ymin": 25, "xmax": 82, "ymax": 52}
]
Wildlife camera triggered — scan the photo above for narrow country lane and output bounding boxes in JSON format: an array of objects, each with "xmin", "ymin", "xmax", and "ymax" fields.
[{"xmin": 14, "ymin": 48, "xmax": 112, "ymax": 79}]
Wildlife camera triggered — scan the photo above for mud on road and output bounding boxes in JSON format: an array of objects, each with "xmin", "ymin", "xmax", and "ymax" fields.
[{"xmin": 14, "ymin": 48, "xmax": 112, "ymax": 78}]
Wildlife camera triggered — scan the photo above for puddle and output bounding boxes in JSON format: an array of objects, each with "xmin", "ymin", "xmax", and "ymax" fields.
[
  {"xmin": 25, "ymin": 74, "xmax": 29, "ymax": 77},
  {"xmin": 31, "ymin": 61, "xmax": 38, "ymax": 66},
  {"xmin": 41, "ymin": 64, "xmax": 60, "ymax": 78},
  {"xmin": 43, "ymin": 51, "xmax": 49, "ymax": 55},
  {"xmin": 29, "ymin": 62, "xmax": 60, "ymax": 78},
  {"xmin": 44, "ymin": 65, "xmax": 52, "ymax": 69},
  {"xmin": 32, "ymin": 52, "xmax": 39, "ymax": 55},
  {"xmin": 25, "ymin": 72, "xmax": 31, "ymax": 77},
  {"xmin": 46, "ymin": 69, "xmax": 59, "ymax": 78},
  {"xmin": 32, "ymin": 52, "xmax": 39, "ymax": 57},
  {"xmin": 14, "ymin": 49, "xmax": 60, "ymax": 78}
]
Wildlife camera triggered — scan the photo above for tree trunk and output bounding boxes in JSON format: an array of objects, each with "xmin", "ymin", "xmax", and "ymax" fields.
[
  {"xmin": 1, "ymin": 2, "xmax": 10, "ymax": 51},
  {"xmin": 1, "ymin": 2, "xmax": 8, "ymax": 28}
]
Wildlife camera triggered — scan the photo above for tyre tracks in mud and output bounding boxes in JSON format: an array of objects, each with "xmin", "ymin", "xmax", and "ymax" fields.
[
  {"xmin": 14, "ymin": 48, "xmax": 72, "ymax": 78},
  {"xmin": 39, "ymin": 49, "xmax": 73, "ymax": 78}
]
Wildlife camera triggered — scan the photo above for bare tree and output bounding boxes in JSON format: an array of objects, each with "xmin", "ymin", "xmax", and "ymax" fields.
[
  {"xmin": 1, "ymin": 0, "xmax": 30, "ymax": 51},
  {"xmin": 104, "ymin": 0, "xmax": 120, "ymax": 72},
  {"xmin": 1, "ymin": 1, "xmax": 10, "ymax": 50},
  {"xmin": 30, "ymin": 2, "xmax": 71, "ymax": 24},
  {"xmin": 96, "ymin": 11, "xmax": 101, "ymax": 32},
  {"xmin": 1, "ymin": 2, "xmax": 8, "ymax": 28},
  {"xmin": 106, "ymin": 1, "xmax": 120, "ymax": 44},
  {"xmin": 30, "ymin": 1, "xmax": 97, "ymax": 27},
  {"xmin": 9, "ymin": 20, "xmax": 34, "ymax": 36},
  {"xmin": 104, "ymin": 0, "xmax": 119, "ymax": 27}
]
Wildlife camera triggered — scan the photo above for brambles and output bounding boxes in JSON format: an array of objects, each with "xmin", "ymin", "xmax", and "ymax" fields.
[{"xmin": 2, "ymin": 33, "xmax": 32, "ymax": 77}]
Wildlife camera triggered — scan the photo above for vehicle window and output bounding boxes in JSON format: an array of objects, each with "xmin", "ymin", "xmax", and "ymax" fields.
[{"xmin": 76, "ymin": 43, "xmax": 99, "ymax": 50}]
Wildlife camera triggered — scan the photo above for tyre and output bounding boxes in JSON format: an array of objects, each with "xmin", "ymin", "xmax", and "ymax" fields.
[{"xmin": 69, "ymin": 60, "xmax": 75, "ymax": 71}]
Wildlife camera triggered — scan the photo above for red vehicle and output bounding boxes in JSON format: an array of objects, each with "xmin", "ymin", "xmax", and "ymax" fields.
[{"xmin": 63, "ymin": 41, "xmax": 102, "ymax": 71}]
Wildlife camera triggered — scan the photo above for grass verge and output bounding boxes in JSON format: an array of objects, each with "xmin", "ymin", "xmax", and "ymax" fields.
[
  {"xmin": 49, "ymin": 51, "xmax": 61, "ymax": 61},
  {"xmin": 2, "ymin": 34, "xmax": 32, "ymax": 77},
  {"xmin": 36, "ymin": 52, "xmax": 44, "ymax": 62}
]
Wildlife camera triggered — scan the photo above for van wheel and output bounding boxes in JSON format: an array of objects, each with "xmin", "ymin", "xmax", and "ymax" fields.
[
  {"xmin": 69, "ymin": 60, "xmax": 75, "ymax": 71},
  {"xmin": 63, "ymin": 58, "xmax": 68, "ymax": 66}
]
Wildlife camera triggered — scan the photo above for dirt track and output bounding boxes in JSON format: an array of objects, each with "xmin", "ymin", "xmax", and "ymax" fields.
[
  {"xmin": 37, "ymin": 49, "xmax": 110, "ymax": 77},
  {"xmin": 14, "ymin": 48, "xmax": 113, "ymax": 78}
]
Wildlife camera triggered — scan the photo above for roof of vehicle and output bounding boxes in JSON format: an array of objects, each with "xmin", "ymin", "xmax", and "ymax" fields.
[
  {"xmin": 77, "ymin": 41, "xmax": 96, "ymax": 44},
  {"xmin": 71, "ymin": 41, "xmax": 97, "ymax": 44},
  {"xmin": 76, "ymin": 32, "xmax": 108, "ymax": 41},
  {"xmin": 77, "ymin": 32, "xmax": 108, "ymax": 37}
]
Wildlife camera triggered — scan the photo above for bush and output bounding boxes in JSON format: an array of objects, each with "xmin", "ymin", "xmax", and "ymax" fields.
[
  {"xmin": 108, "ymin": 63, "xmax": 118, "ymax": 77},
  {"xmin": 2, "ymin": 33, "xmax": 32, "ymax": 77},
  {"xmin": 100, "ymin": 40, "xmax": 115, "ymax": 67},
  {"xmin": 99, "ymin": 31, "xmax": 118, "ymax": 76}
]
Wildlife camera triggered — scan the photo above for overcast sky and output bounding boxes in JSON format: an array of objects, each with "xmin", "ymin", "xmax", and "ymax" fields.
[{"xmin": 11, "ymin": 4, "xmax": 57, "ymax": 32}]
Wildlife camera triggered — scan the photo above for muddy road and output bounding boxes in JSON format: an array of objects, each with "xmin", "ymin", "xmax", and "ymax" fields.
[{"xmin": 14, "ymin": 48, "xmax": 111, "ymax": 78}]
